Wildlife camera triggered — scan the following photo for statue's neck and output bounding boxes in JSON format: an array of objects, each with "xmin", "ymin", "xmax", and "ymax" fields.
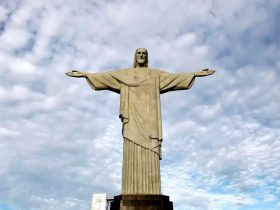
[
  {"xmin": 133, "ymin": 67, "xmax": 149, "ymax": 75},
  {"xmin": 135, "ymin": 64, "xmax": 147, "ymax": 67}
]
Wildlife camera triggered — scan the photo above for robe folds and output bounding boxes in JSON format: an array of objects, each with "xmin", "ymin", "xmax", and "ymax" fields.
[{"xmin": 85, "ymin": 68, "xmax": 195, "ymax": 194}]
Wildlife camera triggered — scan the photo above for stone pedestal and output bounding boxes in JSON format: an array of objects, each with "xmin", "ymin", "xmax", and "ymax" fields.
[{"xmin": 110, "ymin": 194, "xmax": 173, "ymax": 210}]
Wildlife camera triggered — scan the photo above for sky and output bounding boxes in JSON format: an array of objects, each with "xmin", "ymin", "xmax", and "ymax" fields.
[{"xmin": 0, "ymin": 0, "xmax": 280, "ymax": 210}]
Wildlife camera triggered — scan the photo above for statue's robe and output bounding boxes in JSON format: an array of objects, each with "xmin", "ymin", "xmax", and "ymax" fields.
[{"xmin": 85, "ymin": 68, "xmax": 195, "ymax": 194}]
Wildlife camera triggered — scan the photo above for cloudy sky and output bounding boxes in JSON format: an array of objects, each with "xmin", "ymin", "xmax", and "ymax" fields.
[{"xmin": 0, "ymin": 0, "xmax": 280, "ymax": 210}]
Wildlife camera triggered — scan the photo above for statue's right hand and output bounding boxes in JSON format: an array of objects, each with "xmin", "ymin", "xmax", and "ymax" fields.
[{"xmin": 65, "ymin": 70, "xmax": 85, "ymax": 78}]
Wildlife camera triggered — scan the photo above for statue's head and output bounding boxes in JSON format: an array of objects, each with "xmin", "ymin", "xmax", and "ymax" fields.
[{"xmin": 133, "ymin": 48, "xmax": 148, "ymax": 68}]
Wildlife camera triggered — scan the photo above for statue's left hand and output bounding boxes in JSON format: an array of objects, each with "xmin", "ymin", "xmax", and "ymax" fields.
[
  {"xmin": 195, "ymin": 69, "xmax": 215, "ymax": 77},
  {"xmin": 65, "ymin": 70, "xmax": 86, "ymax": 78}
]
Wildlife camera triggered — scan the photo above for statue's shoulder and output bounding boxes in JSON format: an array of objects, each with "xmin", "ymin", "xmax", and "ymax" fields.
[
  {"xmin": 110, "ymin": 68, "xmax": 131, "ymax": 75},
  {"xmin": 149, "ymin": 68, "xmax": 165, "ymax": 76},
  {"xmin": 111, "ymin": 68, "xmax": 166, "ymax": 76}
]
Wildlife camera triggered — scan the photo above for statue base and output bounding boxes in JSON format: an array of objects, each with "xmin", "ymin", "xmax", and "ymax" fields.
[{"xmin": 109, "ymin": 194, "xmax": 173, "ymax": 210}]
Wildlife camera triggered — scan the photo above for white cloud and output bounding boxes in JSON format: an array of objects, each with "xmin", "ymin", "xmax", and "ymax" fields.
[
  {"xmin": 0, "ymin": 5, "xmax": 9, "ymax": 21},
  {"xmin": 10, "ymin": 58, "xmax": 37, "ymax": 75},
  {"xmin": 0, "ymin": 27, "xmax": 31, "ymax": 52},
  {"xmin": 0, "ymin": 127, "xmax": 19, "ymax": 137}
]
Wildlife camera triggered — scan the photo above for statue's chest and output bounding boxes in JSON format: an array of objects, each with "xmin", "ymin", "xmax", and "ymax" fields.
[{"xmin": 130, "ymin": 84, "xmax": 150, "ymax": 101}]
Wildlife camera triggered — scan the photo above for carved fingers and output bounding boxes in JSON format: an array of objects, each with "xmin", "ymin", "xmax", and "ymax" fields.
[
  {"xmin": 206, "ymin": 69, "xmax": 215, "ymax": 75},
  {"xmin": 195, "ymin": 69, "xmax": 215, "ymax": 77},
  {"xmin": 65, "ymin": 70, "xmax": 85, "ymax": 78}
]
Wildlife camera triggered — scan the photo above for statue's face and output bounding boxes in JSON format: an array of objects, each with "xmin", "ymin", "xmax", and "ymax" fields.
[{"xmin": 136, "ymin": 48, "xmax": 147, "ymax": 65}]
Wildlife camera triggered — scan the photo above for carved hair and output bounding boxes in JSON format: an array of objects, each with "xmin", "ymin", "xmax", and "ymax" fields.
[{"xmin": 133, "ymin": 48, "xmax": 148, "ymax": 68}]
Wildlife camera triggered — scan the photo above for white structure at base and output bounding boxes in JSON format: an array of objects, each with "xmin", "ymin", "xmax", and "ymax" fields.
[{"xmin": 91, "ymin": 194, "xmax": 107, "ymax": 210}]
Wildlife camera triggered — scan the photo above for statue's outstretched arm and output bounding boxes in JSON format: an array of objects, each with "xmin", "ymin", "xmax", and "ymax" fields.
[
  {"xmin": 194, "ymin": 69, "xmax": 215, "ymax": 77},
  {"xmin": 66, "ymin": 70, "xmax": 121, "ymax": 92},
  {"xmin": 65, "ymin": 70, "xmax": 87, "ymax": 78}
]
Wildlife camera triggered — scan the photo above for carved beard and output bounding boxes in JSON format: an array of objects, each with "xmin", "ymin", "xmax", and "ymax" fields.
[{"xmin": 137, "ymin": 58, "xmax": 146, "ymax": 65}]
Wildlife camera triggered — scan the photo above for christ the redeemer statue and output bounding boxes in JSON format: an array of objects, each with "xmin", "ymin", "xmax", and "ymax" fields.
[{"xmin": 66, "ymin": 48, "xmax": 215, "ymax": 195}]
